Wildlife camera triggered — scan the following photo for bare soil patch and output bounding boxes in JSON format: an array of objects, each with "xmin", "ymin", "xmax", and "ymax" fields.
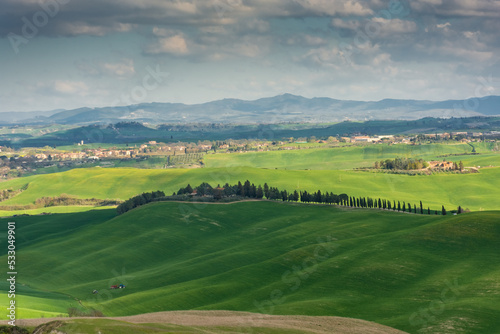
[{"xmin": 4, "ymin": 310, "xmax": 409, "ymax": 334}]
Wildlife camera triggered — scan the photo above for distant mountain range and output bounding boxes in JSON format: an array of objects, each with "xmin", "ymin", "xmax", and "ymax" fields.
[{"xmin": 2, "ymin": 94, "xmax": 499, "ymax": 125}]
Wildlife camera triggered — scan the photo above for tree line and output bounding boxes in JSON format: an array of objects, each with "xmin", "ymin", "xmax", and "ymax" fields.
[
  {"xmin": 116, "ymin": 191, "xmax": 166, "ymax": 214},
  {"xmin": 117, "ymin": 181, "xmax": 464, "ymax": 216}
]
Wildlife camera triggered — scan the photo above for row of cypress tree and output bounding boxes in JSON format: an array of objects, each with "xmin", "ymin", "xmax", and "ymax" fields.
[{"xmin": 118, "ymin": 180, "xmax": 462, "ymax": 216}]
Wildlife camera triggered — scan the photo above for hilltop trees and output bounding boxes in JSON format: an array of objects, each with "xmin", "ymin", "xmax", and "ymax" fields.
[
  {"xmin": 117, "ymin": 191, "xmax": 166, "ymax": 214},
  {"xmin": 117, "ymin": 180, "xmax": 461, "ymax": 217},
  {"xmin": 375, "ymin": 157, "xmax": 428, "ymax": 170}
]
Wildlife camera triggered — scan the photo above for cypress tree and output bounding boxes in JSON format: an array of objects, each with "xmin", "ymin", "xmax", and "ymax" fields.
[
  {"xmin": 281, "ymin": 190, "xmax": 288, "ymax": 202},
  {"xmin": 243, "ymin": 180, "xmax": 251, "ymax": 197},
  {"xmin": 442, "ymin": 205, "xmax": 447, "ymax": 215},
  {"xmin": 250, "ymin": 183, "xmax": 257, "ymax": 198},
  {"xmin": 315, "ymin": 190, "xmax": 322, "ymax": 203},
  {"xmin": 402, "ymin": 202, "xmax": 406, "ymax": 212},
  {"xmin": 420, "ymin": 201, "xmax": 423, "ymax": 214},
  {"xmin": 256, "ymin": 185, "xmax": 264, "ymax": 199},
  {"xmin": 263, "ymin": 183, "xmax": 270, "ymax": 198}
]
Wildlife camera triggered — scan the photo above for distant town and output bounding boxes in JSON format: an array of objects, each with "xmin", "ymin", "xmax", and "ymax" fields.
[{"xmin": 1, "ymin": 131, "xmax": 499, "ymax": 180}]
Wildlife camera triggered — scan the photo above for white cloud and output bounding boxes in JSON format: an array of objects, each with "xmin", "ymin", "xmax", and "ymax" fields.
[
  {"xmin": 101, "ymin": 59, "xmax": 135, "ymax": 77},
  {"xmin": 437, "ymin": 22, "xmax": 451, "ymax": 29},
  {"xmin": 145, "ymin": 35, "xmax": 190, "ymax": 55},
  {"xmin": 411, "ymin": 0, "xmax": 500, "ymax": 18},
  {"xmin": 293, "ymin": 0, "xmax": 374, "ymax": 16},
  {"xmin": 58, "ymin": 22, "xmax": 134, "ymax": 37},
  {"xmin": 53, "ymin": 81, "xmax": 89, "ymax": 95}
]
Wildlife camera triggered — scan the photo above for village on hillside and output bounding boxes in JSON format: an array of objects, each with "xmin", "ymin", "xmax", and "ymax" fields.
[{"xmin": 0, "ymin": 131, "xmax": 497, "ymax": 179}]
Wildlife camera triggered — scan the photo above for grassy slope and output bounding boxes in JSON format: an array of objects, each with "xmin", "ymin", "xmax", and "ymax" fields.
[
  {"xmin": 1, "ymin": 202, "xmax": 499, "ymax": 334},
  {"xmin": 205, "ymin": 143, "xmax": 498, "ymax": 170},
  {"xmin": 0, "ymin": 205, "xmax": 112, "ymax": 218},
  {"xmin": 1, "ymin": 165, "xmax": 499, "ymax": 211}
]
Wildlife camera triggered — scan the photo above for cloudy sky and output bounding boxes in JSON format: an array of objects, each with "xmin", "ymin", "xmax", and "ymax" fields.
[{"xmin": 1, "ymin": 0, "xmax": 499, "ymax": 112}]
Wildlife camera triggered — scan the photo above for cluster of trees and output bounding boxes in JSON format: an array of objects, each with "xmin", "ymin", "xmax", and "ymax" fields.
[
  {"xmin": 298, "ymin": 190, "xmax": 349, "ymax": 205},
  {"xmin": 0, "ymin": 188, "xmax": 24, "ymax": 202},
  {"xmin": 0, "ymin": 184, "xmax": 28, "ymax": 202},
  {"xmin": 452, "ymin": 161, "xmax": 465, "ymax": 171},
  {"xmin": 116, "ymin": 191, "xmax": 165, "ymax": 214},
  {"xmin": 375, "ymin": 157, "xmax": 429, "ymax": 170},
  {"xmin": 107, "ymin": 121, "xmax": 148, "ymax": 130},
  {"xmin": 176, "ymin": 181, "xmax": 265, "ymax": 200}
]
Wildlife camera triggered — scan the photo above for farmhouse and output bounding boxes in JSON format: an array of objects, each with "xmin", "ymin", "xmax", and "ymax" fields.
[
  {"xmin": 428, "ymin": 161, "xmax": 455, "ymax": 170},
  {"xmin": 351, "ymin": 136, "xmax": 371, "ymax": 142},
  {"xmin": 199, "ymin": 144, "xmax": 212, "ymax": 150}
]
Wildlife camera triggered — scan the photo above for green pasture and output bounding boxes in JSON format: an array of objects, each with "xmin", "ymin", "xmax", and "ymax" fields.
[
  {"xmin": 0, "ymin": 202, "xmax": 498, "ymax": 334},
  {"xmin": 204, "ymin": 143, "xmax": 498, "ymax": 170},
  {"xmin": 0, "ymin": 205, "xmax": 113, "ymax": 218},
  {"xmin": 1, "ymin": 164, "xmax": 499, "ymax": 212}
]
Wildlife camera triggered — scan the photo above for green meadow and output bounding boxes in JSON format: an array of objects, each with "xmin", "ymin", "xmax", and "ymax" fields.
[
  {"xmin": 205, "ymin": 142, "xmax": 498, "ymax": 170},
  {"xmin": 1, "ymin": 165, "xmax": 499, "ymax": 212},
  {"xmin": 0, "ymin": 206, "xmax": 112, "ymax": 218},
  {"xmin": 1, "ymin": 202, "xmax": 499, "ymax": 334}
]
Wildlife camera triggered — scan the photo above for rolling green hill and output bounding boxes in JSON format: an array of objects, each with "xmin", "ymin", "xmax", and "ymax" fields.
[
  {"xmin": 205, "ymin": 142, "xmax": 498, "ymax": 170},
  {"xmin": 1, "ymin": 202, "xmax": 499, "ymax": 333},
  {"xmin": 1, "ymin": 164, "xmax": 500, "ymax": 212}
]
